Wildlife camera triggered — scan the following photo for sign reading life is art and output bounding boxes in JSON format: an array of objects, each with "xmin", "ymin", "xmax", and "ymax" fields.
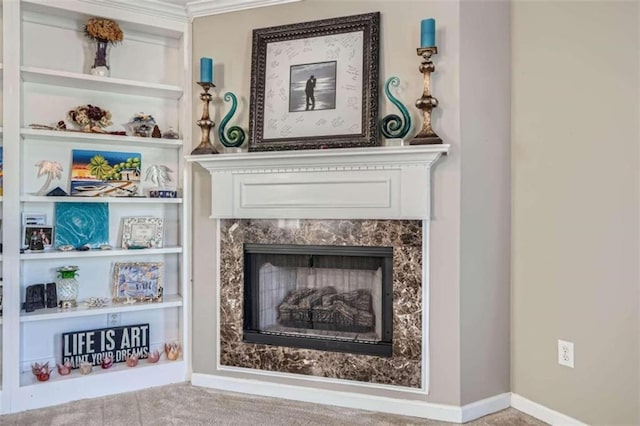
[{"xmin": 61, "ymin": 324, "xmax": 150, "ymax": 368}]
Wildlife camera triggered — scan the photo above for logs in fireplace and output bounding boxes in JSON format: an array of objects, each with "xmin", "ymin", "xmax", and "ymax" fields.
[
  {"xmin": 278, "ymin": 287, "xmax": 375, "ymax": 333},
  {"xmin": 243, "ymin": 243, "xmax": 393, "ymax": 357}
]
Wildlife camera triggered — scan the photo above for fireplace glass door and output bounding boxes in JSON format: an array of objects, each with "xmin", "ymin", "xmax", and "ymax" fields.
[{"xmin": 243, "ymin": 244, "xmax": 393, "ymax": 357}]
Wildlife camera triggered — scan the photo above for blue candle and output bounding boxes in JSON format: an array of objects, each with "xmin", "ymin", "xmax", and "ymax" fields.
[
  {"xmin": 200, "ymin": 57, "xmax": 213, "ymax": 83},
  {"xmin": 420, "ymin": 18, "xmax": 436, "ymax": 47}
]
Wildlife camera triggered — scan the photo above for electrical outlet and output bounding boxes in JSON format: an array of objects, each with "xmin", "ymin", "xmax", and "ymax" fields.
[
  {"xmin": 107, "ymin": 312, "xmax": 121, "ymax": 327},
  {"xmin": 558, "ymin": 339, "xmax": 574, "ymax": 368}
]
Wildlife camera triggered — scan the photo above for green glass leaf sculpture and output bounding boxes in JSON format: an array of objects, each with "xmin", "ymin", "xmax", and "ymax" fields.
[
  {"xmin": 218, "ymin": 92, "xmax": 245, "ymax": 148},
  {"xmin": 380, "ymin": 76, "xmax": 411, "ymax": 140}
]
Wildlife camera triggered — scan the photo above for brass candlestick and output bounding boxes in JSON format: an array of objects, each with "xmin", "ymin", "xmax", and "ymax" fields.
[
  {"xmin": 411, "ymin": 47, "xmax": 442, "ymax": 145},
  {"xmin": 191, "ymin": 82, "xmax": 218, "ymax": 155}
]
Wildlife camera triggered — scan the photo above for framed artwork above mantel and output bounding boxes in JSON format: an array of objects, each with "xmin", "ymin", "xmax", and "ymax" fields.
[{"xmin": 248, "ymin": 12, "xmax": 380, "ymax": 151}]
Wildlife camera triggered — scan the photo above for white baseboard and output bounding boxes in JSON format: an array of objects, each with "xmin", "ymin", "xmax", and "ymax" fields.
[
  {"xmin": 192, "ymin": 373, "xmax": 509, "ymax": 423},
  {"xmin": 461, "ymin": 392, "xmax": 511, "ymax": 423},
  {"xmin": 511, "ymin": 393, "xmax": 587, "ymax": 426}
]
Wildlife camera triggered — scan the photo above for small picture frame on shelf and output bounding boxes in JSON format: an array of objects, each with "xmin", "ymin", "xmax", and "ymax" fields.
[
  {"xmin": 121, "ymin": 217, "xmax": 164, "ymax": 249},
  {"xmin": 22, "ymin": 213, "xmax": 47, "ymax": 226},
  {"xmin": 24, "ymin": 225, "xmax": 54, "ymax": 250},
  {"xmin": 112, "ymin": 262, "xmax": 163, "ymax": 303}
]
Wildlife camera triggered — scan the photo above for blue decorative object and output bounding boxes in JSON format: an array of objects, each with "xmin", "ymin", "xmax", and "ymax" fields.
[
  {"xmin": 54, "ymin": 203, "xmax": 109, "ymax": 249},
  {"xmin": 200, "ymin": 57, "xmax": 213, "ymax": 83},
  {"xmin": 380, "ymin": 76, "xmax": 411, "ymax": 140},
  {"xmin": 218, "ymin": 92, "xmax": 245, "ymax": 148},
  {"xmin": 421, "ymin": 18, "xmax": 436, "ymax": 48}
]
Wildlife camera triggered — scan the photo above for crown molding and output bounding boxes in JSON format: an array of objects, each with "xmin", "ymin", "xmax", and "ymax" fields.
[
  {"xmin": 187, "ymin": 0, "xmax": 302, "ymax": 18},
  {"xmin": 80, "ymin": 0, "xmax": 303, "ymax": 22},
  {"xmin": 80, "ymin": 0, "xmax": 190, "ymax": 22}
]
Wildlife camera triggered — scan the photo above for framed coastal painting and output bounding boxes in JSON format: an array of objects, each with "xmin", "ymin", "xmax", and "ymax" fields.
[
  {"xmin": 112, "ymin": 262, "xmax": 163, "ymax": 303},
  {"xmin": 70, "ymin": 149, "xmax": 141, "ymax": 197},
  {"xmin": 54, "ymin": 202, "xmax": 109, "ymax": 249},
  {"xmin": 248, "ymin": 12, "xmax": 380, "ymax": 151}
]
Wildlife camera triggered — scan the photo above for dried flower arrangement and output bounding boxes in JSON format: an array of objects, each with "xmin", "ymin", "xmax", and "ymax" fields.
[
  {"xmin": 84, "ymin": 18, "xmax": 123, "ymax": 44},
  {"xmin": 68, "ymin": 104, "xmax": 113, "ymax": 132}
]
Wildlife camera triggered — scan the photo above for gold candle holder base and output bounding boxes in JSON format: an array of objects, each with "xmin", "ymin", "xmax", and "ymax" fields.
[
  {"xmin": 191, "ymin": 82, "xmax": 219, "ymax": 155},
  {"xmin": 411, "ymin": 46, "xmax": 442, "ymax": 145}
]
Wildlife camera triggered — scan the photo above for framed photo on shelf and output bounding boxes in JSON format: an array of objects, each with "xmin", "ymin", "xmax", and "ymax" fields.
[
  {"xmin": 248, "ymin": 12, "xmax": 380, "ymax": 151},
  {"xmin": 112, "ymin": 262, "xmax": 163, "ymax": 303},
  {"xmin": 23, "ymin": 225, "xmax": 54, "ymax": 249},
  {"xmin": 121, "ymin": 217, "xmax": 164, "ymax": 249}
]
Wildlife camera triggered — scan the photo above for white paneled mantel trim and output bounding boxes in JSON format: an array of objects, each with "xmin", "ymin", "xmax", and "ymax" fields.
[{"xmin": 186, "ymin": 145, "xmax": 450, "ymax": 220}]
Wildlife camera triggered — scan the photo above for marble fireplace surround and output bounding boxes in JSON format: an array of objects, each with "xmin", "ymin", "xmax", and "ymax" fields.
[{"xmin": 186, "ymin": 145, "xmax": 450, "ymax": 409}]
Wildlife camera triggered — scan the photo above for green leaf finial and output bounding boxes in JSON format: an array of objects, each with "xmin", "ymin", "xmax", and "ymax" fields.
[
  {"xmin": 218, "ymin": 92, "xmax": 245, "ymax": 148},
  {"xmin": 380, "ymin": 76, "xmax": 411, "ymax": 140}
]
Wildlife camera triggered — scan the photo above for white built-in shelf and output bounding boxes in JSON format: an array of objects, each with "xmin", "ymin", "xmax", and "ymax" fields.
[
  {"xmin": 21, "ymin": 129, "xmax": 183, "ymax": 148},
  {"xmin": 20, "ymin": 294, "xmax": 183, "ymax": 323},
  {"xmin": 21, "ymin": 66, "xmax": 184, "ymax": 100},
  {"xmin": 21, "ymin": 195, "xmax": 183, "ymax": 204},
  {"xmin": 0, "ymin": 196, "xmax": 3, "ymax": 202},
  {"xmin": 20, "ymin": 358, "xmax": 185, "ymax": 388},
  {"xmin": 21, "ymin": 246, "xmax": 182, "ymax": 260}
]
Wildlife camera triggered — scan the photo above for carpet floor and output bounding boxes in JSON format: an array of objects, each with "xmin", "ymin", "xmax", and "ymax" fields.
[{"xmin": 0, "ymin": 383, "xmax": 547, "ymax": 425}]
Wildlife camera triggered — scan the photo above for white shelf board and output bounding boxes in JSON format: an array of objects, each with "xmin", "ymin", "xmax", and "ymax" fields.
[
  {"xmin": 21, "ymin": 195, "xmax": 183, "ymax": 204},
  {"xmin": 21, "ymin": 66, "xmax": 184, "ymax": 100},
  {"xmin": 21, "ymin": 246, "xmax": 182, "ymax": 260},
  {"xmin": 20, "ymin": 294, "xmax": 183, "ymax": 322},
  {"xmin": 21, "ymin": 358, "xmax": 184, "ymax": 387},
  {"xmin": 21, "ymin": 128, "xmax": 183, "ymax": 148},
  {"xmin": 17, "ymin": 359, "xmax": 186, "ymax": 411}
]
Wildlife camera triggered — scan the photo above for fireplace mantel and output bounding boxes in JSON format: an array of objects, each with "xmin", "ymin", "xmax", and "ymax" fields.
[{"xmin": 186, "ymin": 145, "xmax": 449, "ymax": 220}]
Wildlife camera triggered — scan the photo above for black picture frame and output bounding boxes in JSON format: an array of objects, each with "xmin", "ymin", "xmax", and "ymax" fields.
[{"xmin": 249, "ymin": 12, "xmax": 380, "ymax": 151}]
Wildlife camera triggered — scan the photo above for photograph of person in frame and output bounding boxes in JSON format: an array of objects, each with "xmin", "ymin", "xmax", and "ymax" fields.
[{"xmin": 289, "ymin": 61, "xmax": 337, "ymax": 112}]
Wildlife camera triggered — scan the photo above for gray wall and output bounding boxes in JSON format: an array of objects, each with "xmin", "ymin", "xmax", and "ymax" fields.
[
  {"xmin": 191, "ymin": 0, "xmax": 511, "ymax": 407},
  {"xmin": 511, "ymin": 1, "xmax": 640, "ymax": 424},
  {"xmin": 459, "ymin": 0, "xmax": 511, "ymax": 405},
  {"xmin": 192, "ymin": 0, "xmax": 465, "ymax": 405}
]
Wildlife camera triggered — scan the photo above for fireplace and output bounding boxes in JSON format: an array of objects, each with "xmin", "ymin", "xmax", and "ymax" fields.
[
  {"xmin": 243, "ymin": 244, "xmax": 393, "ymax": 357},
  {"xmin": 188, "ymin": 146, "xmax": 447, "ymax": 388}
]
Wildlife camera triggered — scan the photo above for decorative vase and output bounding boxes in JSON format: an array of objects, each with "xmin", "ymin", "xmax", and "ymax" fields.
[
  {"xmin": 56, "ymin": 266, "xmax": 79, "ymax": 309},
  {"xmin": 91, "ymin": 39, "xmax": 110, "ymax": 77}
]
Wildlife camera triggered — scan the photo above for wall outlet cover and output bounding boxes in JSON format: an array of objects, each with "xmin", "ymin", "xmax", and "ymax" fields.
[{"xmin": 558, "ymin": 339, "xmax": 574, "ymax": 368}]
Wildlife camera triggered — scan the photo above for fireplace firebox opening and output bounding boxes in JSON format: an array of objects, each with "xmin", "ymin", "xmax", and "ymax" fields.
[{"xmin": 243, "ymin": 244, "xmax": 393, "ymax": 357}]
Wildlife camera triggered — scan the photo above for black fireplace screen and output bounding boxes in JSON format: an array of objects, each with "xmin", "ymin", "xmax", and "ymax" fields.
[{"xmin": 243, "ymin": 244, "xmax": 393, "ymax": 357}]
